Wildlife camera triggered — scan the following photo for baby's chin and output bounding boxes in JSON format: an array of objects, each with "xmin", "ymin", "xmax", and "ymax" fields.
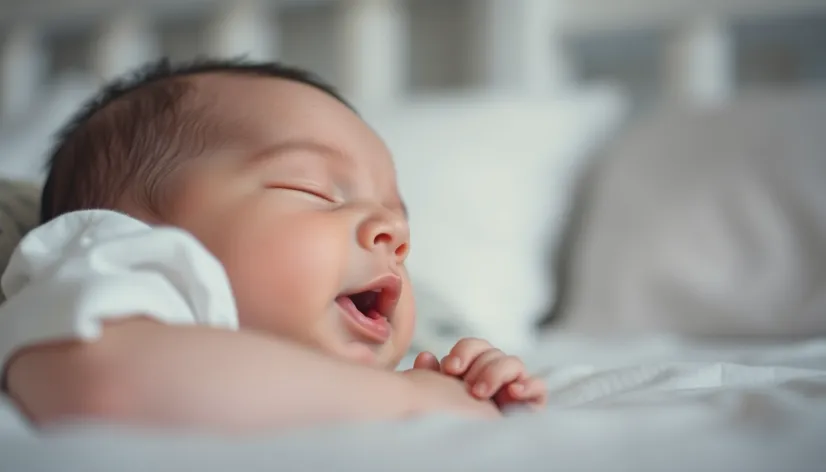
[{"xmin": 335, "ymin": 340, "xmax": 402, "ymax": 370}]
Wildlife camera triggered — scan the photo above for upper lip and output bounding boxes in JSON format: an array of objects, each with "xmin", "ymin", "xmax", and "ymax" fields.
[{"xmin": 343, "ymin": 273, "xmax": 403, "ymax": 319}]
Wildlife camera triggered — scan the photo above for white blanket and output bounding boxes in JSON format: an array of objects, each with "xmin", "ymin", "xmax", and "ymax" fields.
[{"xmin": 2, "ymin": 333, "xmax": 826, "ymax": 472}]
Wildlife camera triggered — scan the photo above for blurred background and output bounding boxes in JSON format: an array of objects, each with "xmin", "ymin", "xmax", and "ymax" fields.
[
  {"xmin": 1, "ymin": 0, "xmax": 826, "ymax": 353},
  {"xmin": 1, "ymin": 0, "xmax": 824, "ymax": 121}
]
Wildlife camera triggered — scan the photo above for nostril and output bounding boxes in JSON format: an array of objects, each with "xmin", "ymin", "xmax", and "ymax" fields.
[
  {"xmin": 373, "ymin": 233, "xmax": 392, "ymax": 246},
  {"xmin": 395, "ymin": 242, "xmax": 409, "ymax": 258}
]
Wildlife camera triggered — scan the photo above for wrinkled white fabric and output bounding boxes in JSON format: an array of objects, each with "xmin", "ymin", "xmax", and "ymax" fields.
[{"xmin": 0, "ymin": 210, "xmax": 239, "ymax": 371}]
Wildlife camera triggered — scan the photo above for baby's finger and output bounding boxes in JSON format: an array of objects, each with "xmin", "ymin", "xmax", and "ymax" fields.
[
  {"xmin": 462, "ymin": 348, "xmax": 505, "ymax": 386},
  {"xmin": 442, "ymin": 338, "xmax": 493, "ymax": 376},
  {"xmin": 508, "ymin": 377, "xmax": 547, "ymax": 406},
  {"xmin": 468, "ymin": 354, "xmax": 524, "ymax": 399},
  {"xmin": 413, "ymin": 351, "xmax": 441, "ymax": 372},
  {"xmin": 493, "ymin": 385, "xmax": 520, "ymax": 408},
  {"xmin": 493, "ymin": 378, "xmax": 547, "ymax": 410}
]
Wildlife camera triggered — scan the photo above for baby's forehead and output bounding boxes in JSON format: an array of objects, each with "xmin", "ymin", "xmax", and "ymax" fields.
[{"xmin": 194, "ymin": 74, "xmax": 393, "ymax": 162}]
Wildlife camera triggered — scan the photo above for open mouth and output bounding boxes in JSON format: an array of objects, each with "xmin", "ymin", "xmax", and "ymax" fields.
[
  {"xmin": 347, "ymin": 290, "xmax": 383, "ymax": 319},
  {"xmin": 336, "ymin": 274, "xmax": 402, "ymax": 343}
]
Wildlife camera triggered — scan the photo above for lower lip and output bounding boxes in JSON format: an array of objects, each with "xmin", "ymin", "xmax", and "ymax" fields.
[{"xmin": 336, "ymin": 297, "xmax": 391, "ymax": 343}]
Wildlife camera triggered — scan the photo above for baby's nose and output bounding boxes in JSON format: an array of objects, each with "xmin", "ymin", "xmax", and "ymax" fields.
[{"xmin": 357, "ymin": 210, "xmax": 410, "ymax": 262}]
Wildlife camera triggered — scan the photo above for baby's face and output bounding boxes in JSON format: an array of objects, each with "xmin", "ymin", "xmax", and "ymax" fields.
[{"xmin": 163, "ymin": 75, "xmax": 414, "ymax": 368}]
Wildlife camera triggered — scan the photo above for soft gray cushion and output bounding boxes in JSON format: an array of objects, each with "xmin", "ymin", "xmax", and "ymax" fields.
[
  {"xmin": 553, "ymin": 88, "xmax": 826, "ymax": 337},
  {"xmin": 0, "ymin": 179, "xmax": 40, "ymax": 304}
]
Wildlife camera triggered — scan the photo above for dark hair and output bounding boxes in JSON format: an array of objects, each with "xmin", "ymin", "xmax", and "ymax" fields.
[{"xmin": 40, "ymin": 57, "xmax": 351, "ymax": 223}]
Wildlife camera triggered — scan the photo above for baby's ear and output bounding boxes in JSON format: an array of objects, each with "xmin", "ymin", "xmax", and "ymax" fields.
[{"xmin": 412, "ymin": 351, "xmax": 441, "ymax": 371}]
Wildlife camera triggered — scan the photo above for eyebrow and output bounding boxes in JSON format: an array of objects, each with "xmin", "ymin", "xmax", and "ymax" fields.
[{"xmin": 252, "ymin": 139, "xmax": 409, "ymax": 219}]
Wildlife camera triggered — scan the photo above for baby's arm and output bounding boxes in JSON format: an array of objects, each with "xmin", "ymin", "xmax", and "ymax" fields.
[{"xmin": 6, "ymin": 318, "xmax": 435, "ymax": 430}]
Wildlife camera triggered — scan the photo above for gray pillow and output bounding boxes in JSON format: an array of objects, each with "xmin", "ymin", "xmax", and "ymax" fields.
[
  {"xmin": 552, "ymin": 88, "xmax": 826, "ymax": 337},
  {"xmin": 0, "ymin": 179, "xmax": 40, "ymax": 304}
]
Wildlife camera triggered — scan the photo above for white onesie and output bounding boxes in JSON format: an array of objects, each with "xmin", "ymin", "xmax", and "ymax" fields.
[{"xmin": 0, "ymin": 210, "xmax": 239, "ymax": 377}]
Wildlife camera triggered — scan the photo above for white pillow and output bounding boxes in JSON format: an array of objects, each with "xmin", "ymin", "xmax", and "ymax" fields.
[{"xmin": 364, "ymin": 88, "xmax": 627, "ymax": 354}]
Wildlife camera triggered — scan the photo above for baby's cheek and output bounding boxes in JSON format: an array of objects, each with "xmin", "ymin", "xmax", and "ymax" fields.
[
  {"xmin": 230, "ymin": 223, "xmax": 347, "ymax": 331},
  {"xmin": 266, "ymin": 232, "xmax": 344, "ymax": 291}
]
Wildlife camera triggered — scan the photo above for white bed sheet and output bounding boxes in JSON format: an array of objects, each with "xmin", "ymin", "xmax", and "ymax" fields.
[{"xmin": 2, "ymin": 333, "xmax": 826, "ymax": 472}]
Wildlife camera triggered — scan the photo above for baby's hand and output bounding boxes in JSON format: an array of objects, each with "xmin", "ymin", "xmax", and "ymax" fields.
[{"xmin": 414, "ymin": 338, "xmax": 546, "ymax": 410}]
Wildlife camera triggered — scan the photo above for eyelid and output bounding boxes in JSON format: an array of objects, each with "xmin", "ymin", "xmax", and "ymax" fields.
[{"xmin": 267, "ymin": 183, "xmax": 338, "ymax": 203}]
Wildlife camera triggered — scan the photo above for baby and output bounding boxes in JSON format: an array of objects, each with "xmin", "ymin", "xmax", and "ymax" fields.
[{"xmin": 0, "ymin": 59, "xmax": 545, "ymax": 431}]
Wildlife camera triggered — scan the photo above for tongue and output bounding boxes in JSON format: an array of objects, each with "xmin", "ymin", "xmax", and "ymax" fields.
[{"xmin": 364, "ymin": 308, "xmax": 382, "ymax": 320}]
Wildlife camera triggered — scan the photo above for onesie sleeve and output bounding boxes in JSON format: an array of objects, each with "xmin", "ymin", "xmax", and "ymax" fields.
[{"xmin": 0, "ymin": 209, "xmax": 239, "ymax": 374}]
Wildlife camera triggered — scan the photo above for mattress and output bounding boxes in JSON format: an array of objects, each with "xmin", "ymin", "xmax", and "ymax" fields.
[{"xmin": 2, "ymin": 333, "xmax": 826, "ymax": 472}]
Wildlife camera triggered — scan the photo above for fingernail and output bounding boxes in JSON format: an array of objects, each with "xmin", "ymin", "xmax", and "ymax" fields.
[
  {"xmin": 510, "ymin": 383, "xmax": 525, "ymax": 395},
  {"xmin": 448, "ymin": 357, "xmax": 461, "ymax": 372},
  {"xmin": 474, "ymin": 382, "xmax": 489, "ymax": 397}
]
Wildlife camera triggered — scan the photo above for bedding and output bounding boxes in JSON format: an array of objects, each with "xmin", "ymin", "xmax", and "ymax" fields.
[{"xmin": 2, "ymin": 333, "xmax": 825, "ymax": 471}]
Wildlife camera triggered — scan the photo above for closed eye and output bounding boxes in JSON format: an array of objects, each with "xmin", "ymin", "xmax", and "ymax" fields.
[{"xmin": 267, "ymin": 184, "xmax": 337, "ymax": 203}]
